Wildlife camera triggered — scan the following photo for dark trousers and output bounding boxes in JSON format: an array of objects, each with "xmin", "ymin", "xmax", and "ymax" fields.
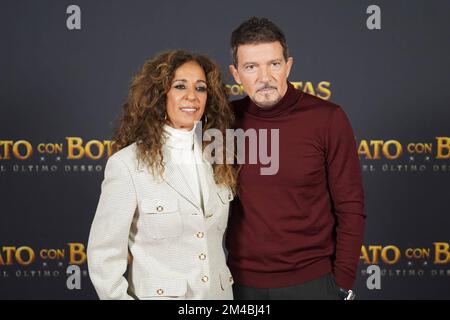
[{"xmin": 232, "ymin": 273, "xmax": 342, "ymax": 300}]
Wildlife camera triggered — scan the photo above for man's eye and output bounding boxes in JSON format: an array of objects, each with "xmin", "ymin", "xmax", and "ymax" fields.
[
  {"xmin": 196, "ymin": 86, "xmax": 207, "ymax": 92},
  {"xmin": 272, "ymin": 62, "xmax": 281, "ymax": 67},
  {"xmin": 174, "ymin": 84, "xmax": 186, "ymax": 90},
  {"xmin": 245, "ymin": 65, "xmax": 255, "ymax": 71}
]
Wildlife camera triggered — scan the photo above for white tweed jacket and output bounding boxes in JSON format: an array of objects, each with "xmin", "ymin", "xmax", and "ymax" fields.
[{"xmin": 87, "ymin": 142, "xmax": 234, "ymax": 300}]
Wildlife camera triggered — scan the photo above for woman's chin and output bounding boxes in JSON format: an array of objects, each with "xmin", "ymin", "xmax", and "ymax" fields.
[
  {"xmin": 181, "ymin": 118, "xmax": 202, "ymax": 128},
  {"xmin": 169, "ymin": 122, "xmax": 195, "ymax": 131}
]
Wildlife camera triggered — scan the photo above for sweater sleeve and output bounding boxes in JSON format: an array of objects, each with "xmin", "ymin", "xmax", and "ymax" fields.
[{"xmin": 325, "ymin": 106, "xmax": 365, "ymax": 290}]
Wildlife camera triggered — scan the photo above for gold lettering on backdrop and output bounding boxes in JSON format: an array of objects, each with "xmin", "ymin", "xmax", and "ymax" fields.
[
  {"xmin": 0, "ymin": 246, "xmax": 35, "ymax": 266},
  {"xmin": 226, "ymin": 81, "xmax": 332, "ymax": 100},
  {"xmin": 37, "ymin": 143, "xmax": 63, "ymax": 154},
  {"xmin": 434, "ymin": 242, "xmax": 450, "ymax": 264},
  {"xmin": 317, "ymin": 81, "xmax": 331, "ymax": 100},
  {"xmin": 68, "ymin": 243, "xmax": 87, "ymax": 265},
  {"xmin": 291, "ymin": 81, "xmax": 332, "ymax": 99},
  {"xmin": 360, "ymin": 245, "xmax": 401, "ymax": 264},
  {"xmin": 436, "ymin": 137, "xmax": 450, "ymax": 159},
  {"xmin": 0, "ymin": 140, "xmax": 33, "ymax": 160},
  {"xmin": 0, "ymin": 243, "xmax": 86, "ymax": 265},
  {"xmin": 66, "ymin": 137, "xmax": 113, "ymax": 160},
  {"xmin": 358, "ymin": 140, "xmax": 403, "ymax": 160}
]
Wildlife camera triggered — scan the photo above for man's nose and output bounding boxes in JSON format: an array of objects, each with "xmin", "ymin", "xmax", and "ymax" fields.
[{"xmin": 258, "ymin": 66, "xmax": 271, "ymax": 83}]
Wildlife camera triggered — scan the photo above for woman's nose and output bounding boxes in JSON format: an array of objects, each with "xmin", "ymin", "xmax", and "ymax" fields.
[{"xmin": 186, "ymin": 87, "xmax": 197, "ymax": 101}]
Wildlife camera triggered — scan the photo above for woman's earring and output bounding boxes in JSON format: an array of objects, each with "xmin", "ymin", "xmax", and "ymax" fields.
[
  {"xmin": 164, "ymin": 113, "xmax": 167, "ymax": 120},
  {"xmin": 203, "ymin": 115, "xmax": 208, "ymax": 124}
]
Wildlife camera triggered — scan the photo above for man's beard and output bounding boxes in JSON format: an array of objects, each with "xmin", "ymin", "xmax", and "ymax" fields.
[
  {"xmin": 252, "ymin": 83, "xmax": 282, "ymax": 108},
  {"xmin": 254, "ymin": 90, "xmax": 282, "ymax": 108}
]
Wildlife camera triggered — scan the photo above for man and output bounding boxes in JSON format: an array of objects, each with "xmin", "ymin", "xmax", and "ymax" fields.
[{"xmin": 225, "ymin": 17, "xmax": 365, "ymax": 300}]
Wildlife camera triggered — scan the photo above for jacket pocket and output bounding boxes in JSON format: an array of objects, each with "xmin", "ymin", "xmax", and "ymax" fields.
[
  {"xmin": 140, "ymin": 199, "xmax": 183, "ymax": 239},
  {"xmin": 219, "ymin": 267, "xmax": 234, "ymax": 291},
  {"xmin": 135, "ymin": 277, "xmax": 187, "ymax": 300}
]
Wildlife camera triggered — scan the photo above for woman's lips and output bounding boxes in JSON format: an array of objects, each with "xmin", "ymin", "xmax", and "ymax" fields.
[{"xmin": 179, "ymin": 106, "xmax": 199, "ymax": 114}]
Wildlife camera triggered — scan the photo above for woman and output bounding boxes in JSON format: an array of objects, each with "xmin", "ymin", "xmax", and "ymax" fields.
[{"xmin": 87, "ymin": 50, "xmax": 237, "ymax": 300}]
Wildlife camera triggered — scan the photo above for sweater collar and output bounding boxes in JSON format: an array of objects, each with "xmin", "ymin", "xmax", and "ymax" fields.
[{"xmin": 246, "ymin": 82, "xmax": 302, "ymax": 118}]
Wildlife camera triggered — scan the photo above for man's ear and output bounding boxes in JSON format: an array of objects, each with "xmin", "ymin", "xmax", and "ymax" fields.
[
  {"xmin": 286, "ymin": 57, "xmax": 294, "ymax": 79},
  {"xmin": 229, "ymin": 64, "xmax": 241, "ymax": 85}
]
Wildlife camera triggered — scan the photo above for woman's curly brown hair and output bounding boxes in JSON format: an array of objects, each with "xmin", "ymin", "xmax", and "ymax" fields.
[{"xmin": 112, "ymin": 50, "xmax": 237, "ymax": 192}]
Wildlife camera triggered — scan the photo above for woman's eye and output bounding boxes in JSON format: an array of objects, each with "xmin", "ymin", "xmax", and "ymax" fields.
[
  {"xmin": 196, "ymin": 86, "xmax": 207, "ymax": 92},
  {"xmin": 174, "ymin": 84, "xmax": 186, "ymax": 90}
]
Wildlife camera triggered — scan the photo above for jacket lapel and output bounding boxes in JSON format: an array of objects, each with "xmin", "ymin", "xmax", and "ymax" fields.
[
  {"xmin": 162, "ymin": 159, "xmax": 201, "ymax": 211},
  {"xmin": 135, "ymin": 139, "xmax": 217, "ymax": 213}
]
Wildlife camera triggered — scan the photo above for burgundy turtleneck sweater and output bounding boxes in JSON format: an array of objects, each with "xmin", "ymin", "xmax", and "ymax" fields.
[{"xmin": 225, "ymin": 82, "xmax": 365, "ymax": 290}]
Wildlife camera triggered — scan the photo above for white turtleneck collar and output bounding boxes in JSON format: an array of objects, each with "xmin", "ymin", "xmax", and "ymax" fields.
[
  {"xmin": 163, "ymin": 124, "xmax": 196, "ymax": 150},
  {"xmin": 162, "ymin": 123, "xmax": 209, "ymax": 212}
]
